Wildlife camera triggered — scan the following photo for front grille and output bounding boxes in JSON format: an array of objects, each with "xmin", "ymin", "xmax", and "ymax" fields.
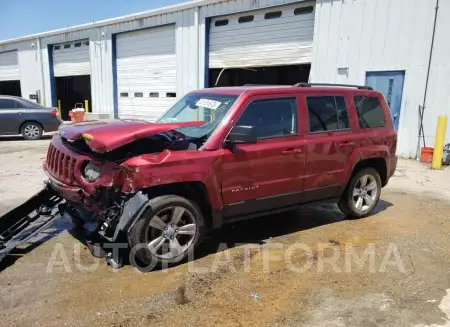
[{"xmin": 46, "ymin": 143, "xmax": 77, "ymax": 185}]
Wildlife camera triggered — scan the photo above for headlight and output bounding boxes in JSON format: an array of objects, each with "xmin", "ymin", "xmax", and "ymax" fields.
[{"xmin": 83, "ymin": 162, "xmax": 100, "ymax": 182}]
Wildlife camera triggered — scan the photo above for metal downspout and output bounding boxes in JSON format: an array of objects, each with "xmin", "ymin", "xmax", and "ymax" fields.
[
  {"xmin": 416, "ymin": 0, "xmax": 440, "ymax": 158},
  {"xmin": 194, "ymin": 6, "xmax": 200, "ymax": 89},
  {"xmin": 36, "ymin": 37, "xmax": 46, "ymax": 106}
]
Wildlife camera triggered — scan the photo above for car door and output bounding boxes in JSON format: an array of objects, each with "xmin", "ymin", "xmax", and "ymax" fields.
[
  {"xmin": 301, "ymin": 93, "xmax": 359, "ymax": 202},
  {"xmin": 221, "ymin": 95, "xmax": 307, "ymax": 218},
  {"xmin": 0, "ymin": 98, "xmax": 21, "ymax": 134}
]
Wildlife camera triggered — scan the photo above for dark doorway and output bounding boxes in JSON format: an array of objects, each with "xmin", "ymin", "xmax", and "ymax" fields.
[
  {"xmin": 209, "ymin": 64, "xmax": 311, "ymax": 87},
  {"xmin": 56, "ymin": 75, "xmax": 92, "ymax": 120},
  {"xmin": 0, "ymin": 80, "xmax": 21, "ymax": 96}
]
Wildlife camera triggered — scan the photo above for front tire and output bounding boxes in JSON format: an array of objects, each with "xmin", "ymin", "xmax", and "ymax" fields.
[
  {"xmin": 338, "ymin": 168, "xmax": 382, "ymax": 219},
  {"xmin": 128, "ymin": 195, "xmax": 204, "ymax": 268},
  {"xmin": 21, "ymin": 122, "xmax": 43, "ymax": 140}
]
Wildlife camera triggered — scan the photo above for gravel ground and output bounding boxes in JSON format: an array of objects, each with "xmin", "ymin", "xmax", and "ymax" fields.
[{"xmin": 0, "ymin": 136, "xmax": 450, "ymax": 327}]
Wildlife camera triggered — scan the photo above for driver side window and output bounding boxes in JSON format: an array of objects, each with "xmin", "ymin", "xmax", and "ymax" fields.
[{"xmin": 236, "ymin": 97, "xmax": 298, "ymax": 139}]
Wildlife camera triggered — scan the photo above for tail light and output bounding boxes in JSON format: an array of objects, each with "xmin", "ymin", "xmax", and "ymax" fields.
[{"xmin": 50, "ymin": 110, "xmax": 57, "ymax": 117}]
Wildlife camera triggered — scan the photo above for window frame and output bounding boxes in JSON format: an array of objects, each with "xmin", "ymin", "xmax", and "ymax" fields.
[
  {"xmin": 230, "ymin": 95, "xmax": 300, "ymax": 141},
  {"xmin": 304, "ymin": 94, "xmax": 353, "ymax": 135}
]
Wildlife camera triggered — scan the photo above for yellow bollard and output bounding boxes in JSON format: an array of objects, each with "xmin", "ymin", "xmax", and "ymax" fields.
[
  {"xmin": 431, "ymin": 115, "xmax": 448, "ymax": 169},
  {"xmin": 57, "ymin": 100, "xmax": 62, "ymax": 120},
  {"xmin": 42, "ymin": 99, "xmax": 46, "ymax": 107},
  {"xmin": 84, "ymin": 100, "xmax": 89, "ymax": 113}
]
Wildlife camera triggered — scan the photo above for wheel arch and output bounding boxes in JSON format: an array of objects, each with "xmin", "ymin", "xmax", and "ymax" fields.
[
  {"xmin": 141, "ymin": 181, "xmax": 214, "ymax": 231},
  {"xmin": 350, "ymin": 158, "xmax": 388, "ymax": 187}
]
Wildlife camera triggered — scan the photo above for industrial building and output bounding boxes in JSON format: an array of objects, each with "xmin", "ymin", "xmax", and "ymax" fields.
[{"xmin": 0, "ymin": 0, "xmax": 448, "ymax": 158}]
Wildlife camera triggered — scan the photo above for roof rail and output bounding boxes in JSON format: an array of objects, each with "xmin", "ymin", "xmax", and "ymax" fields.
[
  {"xmin": 294, "ymin": 83, "xmax": 373, "ymax": 90},
  {"xmin": 243, "ymin": 84, "xmax": 274, "ymax": 86}
]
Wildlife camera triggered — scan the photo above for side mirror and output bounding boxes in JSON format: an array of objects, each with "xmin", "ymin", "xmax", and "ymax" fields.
[{"xmin": 225, "ymin": 125, "xmax": 257, "ymax": 147}]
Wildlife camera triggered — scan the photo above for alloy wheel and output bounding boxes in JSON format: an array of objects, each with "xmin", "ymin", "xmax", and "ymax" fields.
[
  {"xmin": 352, "ymin": 174, "xmax": 378, "ymax": 212},
  {"xmin": 145, "ymin": 206, "xmax": 197, "ymax": 259}
]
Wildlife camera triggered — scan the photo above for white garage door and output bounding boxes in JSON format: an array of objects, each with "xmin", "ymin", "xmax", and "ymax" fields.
[
  {"xmin": 0, "ymin": 51, "xmax": 20, "ymax": 81},
  {"xmin": 53, "ymin": 40, "xmax": 91, "ymax": 77},
  {"xmin": 116, "ymin": 25, "xmax": 177, "ymax": 121},
  {"xmin": 209, "ymin": 3, "xmax": 315, "ymax": 68}
]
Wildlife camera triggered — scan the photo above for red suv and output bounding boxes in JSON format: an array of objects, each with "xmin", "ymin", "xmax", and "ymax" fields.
[{"xmin": 43, "ymin": 83, "xmax": 397, "ymax": 266}]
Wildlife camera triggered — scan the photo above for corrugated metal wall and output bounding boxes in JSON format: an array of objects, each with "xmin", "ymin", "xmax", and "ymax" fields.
[
  {"xmin": 421, "ymin": 0, "xmax": 450, "ymax": 155},
  {"xmin": 310, "ymin": 0, "xmax": 447, "ymax": 158},
  {"xmin": 3, "ymin": 0, "xmax": 449, "ymax": 158}
]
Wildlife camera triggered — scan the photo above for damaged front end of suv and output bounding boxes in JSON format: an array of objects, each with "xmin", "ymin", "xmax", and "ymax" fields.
[
  {"xmin": 0, "ymin": 91, "xmax": 239, "ymax": 267},
  {"xmin": 45, "ymin": 120, "xmax": 206, "ymax": 264}
]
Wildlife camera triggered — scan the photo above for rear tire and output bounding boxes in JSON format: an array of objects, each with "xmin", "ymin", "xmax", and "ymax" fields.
[
  {"xmin": 128, "ymin": 195, "xmax": 204, "ymax": 269},
  {"xmin": 21, "ymin": 122, "xmax": 43, "ymax": 140},
  {"xmin": 338, "ymin": 168, "xmax": 382, "ymax": 219}
]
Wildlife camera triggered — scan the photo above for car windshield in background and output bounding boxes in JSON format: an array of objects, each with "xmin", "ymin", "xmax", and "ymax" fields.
[{"xmin": 157, "ymin": 93, "xmax": 238, "ymax": 138}]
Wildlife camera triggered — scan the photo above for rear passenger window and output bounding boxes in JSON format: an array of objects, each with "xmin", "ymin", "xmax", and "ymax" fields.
[
  {"xmin": 306, "ymin": 96, "xmax": 350, "ymax": 133},
  {"xmin": 354, "ymin": 96, "xmax": 385, "ymax": 128},
  {"xmin": 236, "ymin": 97, "xmax": 298, "ymax": 139}
]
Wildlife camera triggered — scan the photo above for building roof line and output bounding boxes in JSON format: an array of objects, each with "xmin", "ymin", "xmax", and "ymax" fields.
[{"xmin": 0, "ymin": 0, "xmax": 224, "ymax": 45}]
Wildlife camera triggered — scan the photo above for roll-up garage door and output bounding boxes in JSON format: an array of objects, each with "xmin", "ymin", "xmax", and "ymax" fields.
[
  {"xmin": 116, "ymin": 25, "xmax": 177, "ymax": 121},
  {"xmin": 0, "ymin": 51, "xmax": 20, "ymax": 81},
  {"xmin": 52, "ymin": 40, "xmax": 91, "ymax": 77},
  {"xmin": 209, "ymin": 3, "xmax": 315, "ymax": 68}
]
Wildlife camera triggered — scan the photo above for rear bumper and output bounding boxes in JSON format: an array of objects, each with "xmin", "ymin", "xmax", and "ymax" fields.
[
  {"xmin": 42, "ymin": 119, "xmax": 62, "ymax": 132},
  {"xmin": 384, "ymin": 155, "xmax": 398, "ymax": 186},
  {"xmin": 389, "ymin": 155, "xmax": 398, "ymax": 177}
]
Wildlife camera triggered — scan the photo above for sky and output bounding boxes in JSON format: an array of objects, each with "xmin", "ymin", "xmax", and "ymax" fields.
[{"xmin": 0, "ymin": 0, "xmax": 185, "ymax": 41}]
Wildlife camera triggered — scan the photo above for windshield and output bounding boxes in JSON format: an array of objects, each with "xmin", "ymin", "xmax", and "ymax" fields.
[{"xmin": 157, "ymin": 92, "xmax": 238, "ymax": 138}]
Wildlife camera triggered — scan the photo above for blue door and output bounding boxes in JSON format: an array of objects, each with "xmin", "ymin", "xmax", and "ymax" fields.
[{"xmin": 366, "ymin": 71, "xmax": 405, "ymax": 131}]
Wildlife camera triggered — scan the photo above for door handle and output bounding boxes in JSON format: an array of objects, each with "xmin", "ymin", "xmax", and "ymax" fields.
[
  {"xmin": 339, "ymin": 141, "xmax": 356, "ymax": 148},
  {"xmin": 282, "ymin": 148, "xmax": 302, "ymax": 155},
  {"xmin": 17, "ymin": 112, "xmax": 22, "ymax": 116}
]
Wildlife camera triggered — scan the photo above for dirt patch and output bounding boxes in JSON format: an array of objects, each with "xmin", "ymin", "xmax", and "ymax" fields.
[{"xmin": 1, "ymin": 138, "xmax": 450, "ymax": 327}]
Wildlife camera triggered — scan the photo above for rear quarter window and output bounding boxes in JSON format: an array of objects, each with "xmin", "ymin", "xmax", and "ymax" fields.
[{"xmin": 354, "ymin": 96, "xmax": 385, "ymax": 129}]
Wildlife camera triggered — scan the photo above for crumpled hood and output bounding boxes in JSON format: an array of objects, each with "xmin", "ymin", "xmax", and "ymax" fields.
[{"xmin": 59, "ymin": 120, "xmax": 203, "ymax": 153}]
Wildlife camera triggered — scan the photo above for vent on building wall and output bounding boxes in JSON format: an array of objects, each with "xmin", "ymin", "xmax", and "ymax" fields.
[
  {"xmin": 215, "ymin": 19, "xmax": 229, "ymax": 27},
  {"xmin": 239, "ymin": 15, "xmax": 254, "ymax": 23},
  {"xmin": 294, "ymin": 6, "xmax": 314, "ymax": 15},
  {"xmin": 264, "ymin": 11, "xmax": 282, "ymax": 19}
]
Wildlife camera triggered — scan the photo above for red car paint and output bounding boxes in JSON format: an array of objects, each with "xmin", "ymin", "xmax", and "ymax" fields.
[{"xmin": 44, "ymin": 85, "xmax": 397, "ymax": 220}]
